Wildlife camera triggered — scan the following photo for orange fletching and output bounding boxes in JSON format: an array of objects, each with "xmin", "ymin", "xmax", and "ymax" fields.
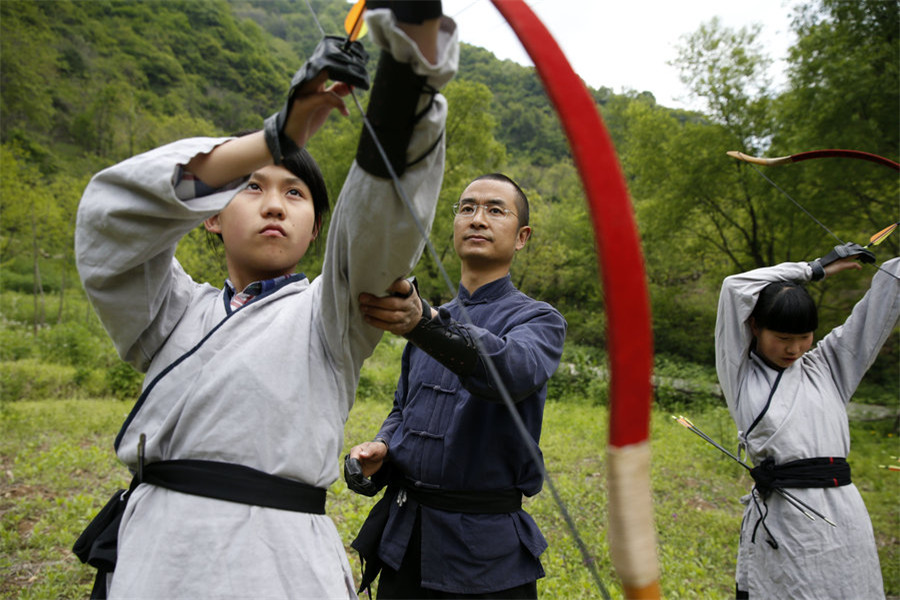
[
  {"xmin": 344, "ymin": 0, "xmax": 367, "ymax": 41},
  {"xmin": 868, "ymin": 222, "xmax": 898, "ymax": 247}
]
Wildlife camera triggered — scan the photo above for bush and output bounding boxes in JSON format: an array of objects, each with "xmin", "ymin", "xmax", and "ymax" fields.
[
  {"xmin": 0, "ymin": 327, "xmax": 34, "ymax": 360},
  {"xmin": 548, "ymin": 344, "xmax": 610, "ymax": 404},
  {"xmin": 0, "ymin": 359, "xmax": 79, "ymax": 401},
  {"xmin": 356, "ymin": 336, "xmax": 405, "ymax": 402},
  {"xmin": 37, "ymin": 321, "xmax": 110, "ymax": 368},
  {"xmin": 105, "ymin": 361, "xmax": 144, "ymax": 401}
]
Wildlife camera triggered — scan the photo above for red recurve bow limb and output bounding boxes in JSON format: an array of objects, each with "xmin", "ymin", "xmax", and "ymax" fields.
[{"xmin": 491, "ymin": 2, "xmax": 659, "ymax": 598}]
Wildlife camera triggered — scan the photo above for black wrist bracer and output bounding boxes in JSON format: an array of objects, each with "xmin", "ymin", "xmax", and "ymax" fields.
[
  {"xmin": 811, "ymin": 241, "xmax": 876, "ymax": 280},
  {"xmin": 403, "ymin": 308, "xmax": 479, "ymax": 377},
  {"xmin": 265, "ymin": 36, "xmax": 369, "ymax": 165},
  {"xmin": 356, "ymin": 52, "xmax": 436, "ymax": 178},
  {"xmin": 367, "ymin": 0, "xmax": 443, "ymax": 24}
]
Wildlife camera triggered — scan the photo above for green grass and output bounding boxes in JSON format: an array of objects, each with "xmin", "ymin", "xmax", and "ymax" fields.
[{"xmin": 2, "ymin": 397, "xmax": 897, "ymax": 599}]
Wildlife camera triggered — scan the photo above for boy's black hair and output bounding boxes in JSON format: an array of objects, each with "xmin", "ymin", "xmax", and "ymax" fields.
[
  {"xmin": 751, "ymin": 281, "xmax": 818, "ymax": 334},
  {"xmin": 470, "ymin": 173, "xmax": 530, "ymax": 228},
  {"xmin": 208, "ymin": 141, "xmax": 330, "ymax": 248},
  {"xmin": 229, "ymin": 129, "xmax": 330, "ymax": 230},
  {"xmin": 282, "ymin": 146, "xmax": 330, "ymax": 230}
]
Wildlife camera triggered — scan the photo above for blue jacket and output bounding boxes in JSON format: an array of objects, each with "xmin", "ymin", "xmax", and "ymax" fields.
[{"xmin": 375, "ymin": 275, "xmax": 567, "ymax": 593}]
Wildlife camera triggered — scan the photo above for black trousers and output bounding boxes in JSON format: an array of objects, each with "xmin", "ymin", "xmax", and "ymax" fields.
[{"xmin": 376, "ymin": 510, "xmax": 538, "ymax": 600}]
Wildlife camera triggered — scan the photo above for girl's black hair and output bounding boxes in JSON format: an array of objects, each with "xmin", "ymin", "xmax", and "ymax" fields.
[
  {"xmin": 282, "ymin": 147, "xmax": 330, "ymax": 229},
  {"xmin": 751, "ymin": 281, "xmax": 818, "ymax": 333}
]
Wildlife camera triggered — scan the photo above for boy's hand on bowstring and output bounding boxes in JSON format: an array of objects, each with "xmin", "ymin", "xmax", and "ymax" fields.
[
  {"xmin": 282, "ymin": 71, "xmax": 352, "ymax": 148},
  {"xmin": 264, "ymin": 36, "xmax": 369, "ymax": 165}
]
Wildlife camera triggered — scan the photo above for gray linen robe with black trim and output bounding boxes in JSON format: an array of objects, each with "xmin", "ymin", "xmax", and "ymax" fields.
[
  {"xmin": 715, "ymin": 258, "xmax": 898, "ymax": 599},
  {"xmin": 75, "ymin": 12, "xmax": 458, "ymax": 598}
]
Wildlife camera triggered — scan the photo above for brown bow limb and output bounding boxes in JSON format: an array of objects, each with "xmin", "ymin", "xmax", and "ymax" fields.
[{"xmin": 727, "ymin": 149, "xmax": 900, "ymax": 171}]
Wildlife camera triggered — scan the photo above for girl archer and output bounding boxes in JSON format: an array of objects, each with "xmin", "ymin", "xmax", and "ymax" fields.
[{"xmin": 715, "ymin": 244, "xmax": 898, "ymax": 598}]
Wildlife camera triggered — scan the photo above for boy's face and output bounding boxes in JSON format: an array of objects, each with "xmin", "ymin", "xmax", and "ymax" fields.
[
  {"xmin": 751, "ymin": 324, "xmax": 814, "ymax": 369},
  {"xmin": 452, "ymin": 179, "xmax": 531, "ymax": 269},
  {"xmin": 204, "ymin": 165, "xmax": 318, "ymax": 290}
]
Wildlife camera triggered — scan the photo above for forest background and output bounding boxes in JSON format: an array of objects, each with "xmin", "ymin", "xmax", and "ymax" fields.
[{"xmin": 0, "ymin": 0, "xmax": 898, "ymax": 597}]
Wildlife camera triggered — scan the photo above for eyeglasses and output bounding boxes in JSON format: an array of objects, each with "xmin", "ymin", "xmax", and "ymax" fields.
[{"xmin": 452, "ymin": 201, "xmax": 518, "ymax": 220}]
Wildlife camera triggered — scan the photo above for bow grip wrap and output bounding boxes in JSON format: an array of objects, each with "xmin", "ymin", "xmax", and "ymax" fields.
[
  {"xmin": 264, "ymin": 36, "xmax": 370, "ymax": 165},
  {"xmin": 356, "ymin": 51, "xmax": 432, "ymax": 178},
  {"xmin": 367, "ymin": 0, "xmax": 443, "ymax": 24},
  {"xmin": 810, "ymin": 242, "xmax": 876, "ymax": 280}
]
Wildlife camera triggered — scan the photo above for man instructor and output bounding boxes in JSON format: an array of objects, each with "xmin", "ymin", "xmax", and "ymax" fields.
[{"xmin": 347, "ymin": 173, "xmax": 567, "ymax": 598}]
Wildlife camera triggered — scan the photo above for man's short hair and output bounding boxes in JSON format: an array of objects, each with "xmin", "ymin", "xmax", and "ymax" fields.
[{"xmin": 470, "ymin": 173, "xmax": 529, "ymax": 228}]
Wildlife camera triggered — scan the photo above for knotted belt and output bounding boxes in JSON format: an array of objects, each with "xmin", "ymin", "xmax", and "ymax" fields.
[{"xmin": 748, "ymin": 456, "xmax": 851, "ymax": 548}]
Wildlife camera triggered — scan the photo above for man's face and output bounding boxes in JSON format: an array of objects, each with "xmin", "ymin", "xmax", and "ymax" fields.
[
  {"xmin": 204, "ymin": 165, "xmax": 318, "ymax": 289},
  {"xmin": 452, "ymin": 179, "xmax": 531, "ymax": 269}
]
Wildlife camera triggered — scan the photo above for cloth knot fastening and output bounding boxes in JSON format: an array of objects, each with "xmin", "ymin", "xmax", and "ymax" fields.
[
  {"xmin": 747, "ymin": 456, "xmax": 851, "ymax": 549},
  {"xmin": 749, "ymin": 457, "xmax": 778, "ymax": 497}
]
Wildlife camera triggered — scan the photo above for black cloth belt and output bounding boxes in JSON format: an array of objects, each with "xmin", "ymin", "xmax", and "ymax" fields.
[
  {"xmin": 398, "ymin": 480, "xmax": 523, "ymax": 514},
  {"xmin": 141, "ymin": 459, "xmax": 327, "ymax": 514},
  {"xmin": 74, "ymin": 459, "xmax": 326, "ymax": 599},
  {"xmin": 351, "ymin": 481, "xmax": 524, "ymax": 594},
  {"xmin": 748, "ymin": 456, "xmax": 851, "ymax": 550},
  {"xmin": 750, "ymin": 456, "xmax": 851, "ymax": 497}
]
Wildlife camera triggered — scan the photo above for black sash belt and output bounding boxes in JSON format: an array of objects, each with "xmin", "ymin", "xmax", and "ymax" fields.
[
  {"xmin": 398, "ymin": 480, "xmax": 523, "ymax": 514},
  {"xmin": 351, "ymin": 481, "xmax": 523, "ymax": 594},
  {"xmin": 142, "ymin": 459, "xmax": 327, "ymax": 514},
  {"xmin": 74, "ymin": 459, "xmax": 325, "ymax": 599},
  {"xmin": 750, "ymin": 456, "xmax": 851, "ymax": 497},
  {"xmin": 748, "ymin": 456, "xmax": 851, "ymax": 550}
]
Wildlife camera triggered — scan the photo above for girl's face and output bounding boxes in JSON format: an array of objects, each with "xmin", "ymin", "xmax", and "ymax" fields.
[
  {"xmin": 204, "ymin": 165, "xmax": 319, "ymax": 291},
  {"xmin": 751, "ymin": 323, "xmax": 814, "ymax": 370}
]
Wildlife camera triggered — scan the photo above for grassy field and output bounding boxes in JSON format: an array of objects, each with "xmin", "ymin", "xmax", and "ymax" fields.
[{"xmin": 1, "ymin": 396, "xmax": 897, "ymax": 599}]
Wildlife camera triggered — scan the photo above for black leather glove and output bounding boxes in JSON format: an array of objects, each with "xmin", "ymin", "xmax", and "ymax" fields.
[
  {"xmin": 344, "ymin": 454, "xmax": 386, "ymax": 497},
  {"xmin": 264, "ymin": 36, "xmax": 370, "ymax": 165},
  {"xmin": 810, "ymin": 242, "xmax": 876, "ymax": 280}
]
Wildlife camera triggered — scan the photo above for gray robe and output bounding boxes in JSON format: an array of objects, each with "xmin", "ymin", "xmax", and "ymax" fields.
[
  {"xmin": 75, "ymin": 12, "xmax": 459, "ymax": 598},
  {"xmin": 716, "ymin": 258, "xmax": 898, "ymax": 599}
]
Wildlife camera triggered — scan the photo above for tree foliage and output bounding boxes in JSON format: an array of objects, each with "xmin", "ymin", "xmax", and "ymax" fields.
[{"xmin": 0, "ymin": 0, "xmax": 896, "ymax": 373}]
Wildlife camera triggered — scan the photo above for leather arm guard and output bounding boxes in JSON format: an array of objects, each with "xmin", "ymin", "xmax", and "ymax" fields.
[
  {"xmin": 356, "ymin": 51, "xmax": 436, "ymax": 178},
  {"xmin": 810, "ymin": 242, "xmax": 876, "ymax": 280},
  {"xmin": 403, "ymin": 296, "xmax": 480, "ymax": 377},
  {"xmin": 366, "ymin": 1, "xmax": 443, "ymax": 24},
  {"xmin": 264, "ymin": 36, "xmax": 370, "ymax": 165}
]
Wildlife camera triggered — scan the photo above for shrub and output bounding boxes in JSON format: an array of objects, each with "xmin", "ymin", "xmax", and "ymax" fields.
[
  {"xmin": 356, "ymin": 336, "xmax": 405, "ymax": 402},
  {"xmin": 105, "ymin": 361, "xmax": 144, "ymax": 401},
  {"xmin": 0, "ymin": 359, "xmax": 79, "ymax": 401},
  {"xmin": 548, "ymin": 344, "xmax": 610, "ymax": 404},
  {"xmin": 37, "ymin": 321, "xmax": 110, "ymax": 368},
  {"xmin": 0, "ymin": 327, "xmax": 34, "ymax": 360}
]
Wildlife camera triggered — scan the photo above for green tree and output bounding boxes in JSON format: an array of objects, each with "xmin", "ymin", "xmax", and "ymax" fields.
[
  {"xmin": 414, "ymin": 79, "xmax": 507, "ymax": 305},
  {"xmin": 0, "ymin": 145, "xmax": 66, "ymax": 332},
  {"xmin": 770, "ymin": 0, "xmax": 899, "ymax": 260}
]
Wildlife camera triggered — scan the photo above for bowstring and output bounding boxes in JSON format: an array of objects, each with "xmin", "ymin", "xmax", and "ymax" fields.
[
  {"xmin": 745, "ymin": 161, "xmax": 900, "ymax": 282},
  {"xmin": 746, "ymin": 162, "xmax": 845, "ymax": 245},
  {"xmin": 302, "ymin": 2, "xmax": 611, "ymax": 597}
]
